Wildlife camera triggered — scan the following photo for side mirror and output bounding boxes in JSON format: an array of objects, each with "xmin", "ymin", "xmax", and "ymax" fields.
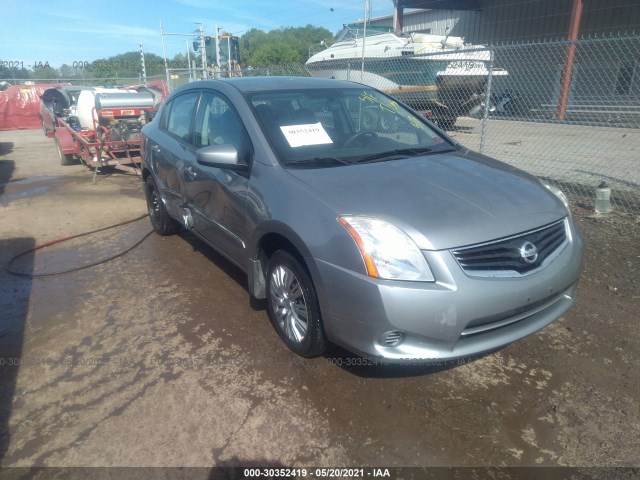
[{"xmin": 196, "ymin": 144, "xmax": 248, "ymax": 171}]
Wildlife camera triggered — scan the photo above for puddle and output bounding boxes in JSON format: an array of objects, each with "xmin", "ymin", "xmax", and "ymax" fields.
[
  {"xmin": 5, "ymin": 184, "xmax": 58, "ymax": 202},
  {"xmin": 1, "ymin": 175, "xmax": 77, "ymax": 205},
  {"xmin": 0, "ymin": 175, "xmax": 61, "ymax": 187}
]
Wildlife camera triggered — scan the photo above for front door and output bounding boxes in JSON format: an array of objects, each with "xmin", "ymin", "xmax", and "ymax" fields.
[{"xmin": 185, "ymin": 90, "xmax": 251, "ymax": 269}]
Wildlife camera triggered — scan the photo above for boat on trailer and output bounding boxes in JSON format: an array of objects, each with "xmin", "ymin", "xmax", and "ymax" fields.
[{"xmin": 305, "ymin": 24, "xmax": 507, "ymax": 128}]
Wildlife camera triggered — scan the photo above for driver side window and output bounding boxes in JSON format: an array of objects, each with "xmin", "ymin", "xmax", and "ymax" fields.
[{"xmin": 194, "ymin": 91, "xmax": 252, "ymax": 163}]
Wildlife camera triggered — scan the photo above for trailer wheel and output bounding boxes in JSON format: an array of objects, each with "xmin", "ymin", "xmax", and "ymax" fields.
[{"xmin": 54, "ymin": 134, "xmax": 76, "ymax": 166}]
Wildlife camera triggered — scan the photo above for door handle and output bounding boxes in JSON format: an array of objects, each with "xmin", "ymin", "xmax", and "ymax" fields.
[{"xmin": 151, "ymin": 144, "xmax": 161, "ymax": 153}]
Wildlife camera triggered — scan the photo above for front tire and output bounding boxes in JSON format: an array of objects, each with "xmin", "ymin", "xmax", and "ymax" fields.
[
  {"xmin": 266, "ymin": 250, "xmax": 327, "ymax": 358},
  {"xmin": 145, "ymin": 177, "xmax": 179, "ymax": 236}
]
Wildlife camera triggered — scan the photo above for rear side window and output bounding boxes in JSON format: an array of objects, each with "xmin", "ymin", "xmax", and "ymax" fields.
[{"xmin": 165, "ymin": 92, "xmax": 199, "ymax": 143}]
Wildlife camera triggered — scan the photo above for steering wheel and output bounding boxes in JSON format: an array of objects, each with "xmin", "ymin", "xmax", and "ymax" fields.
[{"xmin": 342, "ymin": 130, "xmax": 378, "ymax": 148}]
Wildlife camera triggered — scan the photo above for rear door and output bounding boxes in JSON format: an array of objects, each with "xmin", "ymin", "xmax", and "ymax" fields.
[{"xmin": 149, "ymin": 91, "xmax": 200, "ymax": 215}]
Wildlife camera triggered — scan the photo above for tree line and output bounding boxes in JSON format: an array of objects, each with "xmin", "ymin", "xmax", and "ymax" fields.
[
  {"xmin": 0, "ymin": 25, "xmax": 335, "ymax": 82},
  {"xmin": 239, "ymin": 25, "xmax": 333, "ymax": 67}
]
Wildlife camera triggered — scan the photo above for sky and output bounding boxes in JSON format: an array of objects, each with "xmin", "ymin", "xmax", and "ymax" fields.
[{"xmin": 0, "ymin": 0, "xmax": 394, "ymax": 69}]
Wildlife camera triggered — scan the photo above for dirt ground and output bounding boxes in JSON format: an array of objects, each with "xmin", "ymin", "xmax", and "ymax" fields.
[{"xmin": 0, "ymin": 130, "xmax": 639, "ymax": 475}]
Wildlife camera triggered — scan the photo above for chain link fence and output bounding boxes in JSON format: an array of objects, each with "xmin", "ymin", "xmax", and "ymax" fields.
[
  {"xmin": 170, "ymin": 34, "xmax": 640, "ymax": 212},
  {"xmin": 5, "ymin": 35, "xmax": 638, "ymax": 211},
  {"xmin": 303, "ymin": 34, "xmax": 640, "ymax": 212},
  {"xmin": 478, "ymin": 35, "xmax": 640, "ymax": 213},
  {"xmin": 165, "ymin": 65, "xmax": 311, "ymax": 90},
  {"xmin": 0, "ymin": 75, "xmax": 167, "ymax": 87}
]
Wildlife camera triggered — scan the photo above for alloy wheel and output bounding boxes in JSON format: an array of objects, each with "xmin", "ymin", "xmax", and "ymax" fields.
[{"xmin": 269, "ymin": 265, "xmax": 309, "ymax": 344}]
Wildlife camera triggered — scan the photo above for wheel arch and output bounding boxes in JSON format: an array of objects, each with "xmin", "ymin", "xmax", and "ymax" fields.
[
  {"xmin": 141, "ymin": 167, "xmax": 152, "ymax": 182},
  {"xmin": 248, "ymin": 223, "xmax": 314, "ymax": 300}
]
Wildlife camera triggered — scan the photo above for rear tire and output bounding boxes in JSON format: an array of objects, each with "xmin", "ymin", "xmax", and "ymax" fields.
[
  {"xmin": 145, "ymin": 177, "xmax": 179, "ymax": 236},
  {"xmin": 54, "ymin": 134, "xmax": 76, "ymax": 166},
  {"xmin": 266, "ymin": 250, "xmax": 327, "ymax": 358}
]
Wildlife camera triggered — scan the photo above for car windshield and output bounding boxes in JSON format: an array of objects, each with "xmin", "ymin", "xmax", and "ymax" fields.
[{"xmin": 248, "ymin": 87, "xmax": 454, "ymax": 167}]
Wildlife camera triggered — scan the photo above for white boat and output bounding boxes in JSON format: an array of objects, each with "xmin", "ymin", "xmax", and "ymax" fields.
[{"xmin": 305, "ymin": 25, "xmax": 507, "ymax": 125}]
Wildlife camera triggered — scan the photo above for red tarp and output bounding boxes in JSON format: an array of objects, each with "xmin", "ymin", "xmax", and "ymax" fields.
[
  {"xmin": 0, "ymin": 81, "xmax": 169, "ymax": 131},
  {"xmin": 0, "ymin": 83, "xmax": 71, "ymax": 131}
]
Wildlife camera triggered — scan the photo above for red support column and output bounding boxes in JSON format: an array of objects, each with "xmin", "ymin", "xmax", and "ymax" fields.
[
  {"xmin": 556, "ymin": 0, "xmax": 584, "ymax": 121},
  {"xmin": 393, "ymin": 0, "xmax": 404, "ymax": 32}
]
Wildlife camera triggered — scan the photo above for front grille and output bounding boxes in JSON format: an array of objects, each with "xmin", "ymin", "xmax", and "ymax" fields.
[{"xmin": 451, "ymin": 218, "xmax": 568, "ymax": 276}]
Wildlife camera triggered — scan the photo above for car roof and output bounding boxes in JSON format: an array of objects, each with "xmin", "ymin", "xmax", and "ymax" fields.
[{"xmin": 177, "ymin": 76, "xmax": 365, "ymax": 94}]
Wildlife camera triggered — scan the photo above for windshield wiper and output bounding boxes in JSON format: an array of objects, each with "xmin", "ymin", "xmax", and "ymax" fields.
[
  {"xmin": 356, "ymin": 147, "xmax": 445, "ymax": 164},
  {"xmin": 285, "ymin": 157, "xmax": 352, "ymax": 168}
]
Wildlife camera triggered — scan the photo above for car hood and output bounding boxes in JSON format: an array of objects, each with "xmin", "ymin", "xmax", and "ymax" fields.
[{"xmin": 286, "ymin": 150, "xmax": 568, "ymax": 250}]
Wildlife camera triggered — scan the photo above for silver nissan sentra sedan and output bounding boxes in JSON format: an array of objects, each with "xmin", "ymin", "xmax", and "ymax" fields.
[{"xmin": 141, "ymin": 76, "xmax": 583, "ymax": 363}]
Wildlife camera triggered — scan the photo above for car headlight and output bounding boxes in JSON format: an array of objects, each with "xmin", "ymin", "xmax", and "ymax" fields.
[
  {"xmin": 338, "ymin": 216, "xmax": 434, "ymax": 281},
  {"xmin": 541, "ymin": 181, "xmax": 570, "ymax": 212}
]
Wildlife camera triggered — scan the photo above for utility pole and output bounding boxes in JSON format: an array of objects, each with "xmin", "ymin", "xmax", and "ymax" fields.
[
  {"xmin": 198, "ymin": 23, "xmax": 207, "ymax": 79},
  {"xmin": 140, "ymin": 42, "xmax": 147, "ymax": 86},
  {"xmin": 186, "ymin": 40, "xmax": 193, "ymax": 82},
  {"xmin": 160, "ymin": 23, "xmax": 206, "ymax": 86},
  {"xmin": 361, "ymin": 0, "xmax": 370, "ymax": 82},
  {"xmin": 160, "ymin": 21, "xmax": 170, "ymax": 87},
  {"xmin": 227, "ymin": 32, "xmax": 233, "ymax": 76},
  {"xmin": 215, "ymin": 25, "xmax": 221, "ymax": 69}
]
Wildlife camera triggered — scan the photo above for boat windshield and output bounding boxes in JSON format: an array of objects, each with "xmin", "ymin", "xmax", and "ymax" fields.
[
  {"xmin": 248, "ymin": 87, "xmax": 455, "ymax": 168},
  {"xmin": 335, "ymin": 24, "xmax": 395, "ymax": 43}
]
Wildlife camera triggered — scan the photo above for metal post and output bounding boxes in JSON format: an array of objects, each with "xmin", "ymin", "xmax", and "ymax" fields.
[
  {"xmin": 160, "ymin": 21, "xmax": 171, "ymax": 89},
  {"xmin": 227, "ymin": 34, "xmax": 232, "ymax": 76},
  {"xmin": 556, "ymin": 0, "xmax": 583, "ymax": 121},
  {"xmin": 479, "ymin": 46, "xmax": 494, "ymax": 154},
  {"xmin": 186, "ymin": 40, "xmax": 193, "ymax": 82},
  {"xmin": 360, "ymin": 0, "xmax": 369, "ymax": 82},
  {"xmin": 140, "ymin": 42, "xmax": 147, "ymax": 86},
  {"xmin": 92, "ymin": 160, "xmax": 100, "ymax": 185},
  {"xmin": 215, "ymin": 25, "xmax": 221, "ymax": 69},
  {"xmin": 393, "ymin": 0, "xmax": 403, "ymax": 32}
]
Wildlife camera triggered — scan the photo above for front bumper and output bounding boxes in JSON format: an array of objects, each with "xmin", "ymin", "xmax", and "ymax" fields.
[{"xmin": 308, "ymin": 221, "xmax": 583, "ymax": 363}]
